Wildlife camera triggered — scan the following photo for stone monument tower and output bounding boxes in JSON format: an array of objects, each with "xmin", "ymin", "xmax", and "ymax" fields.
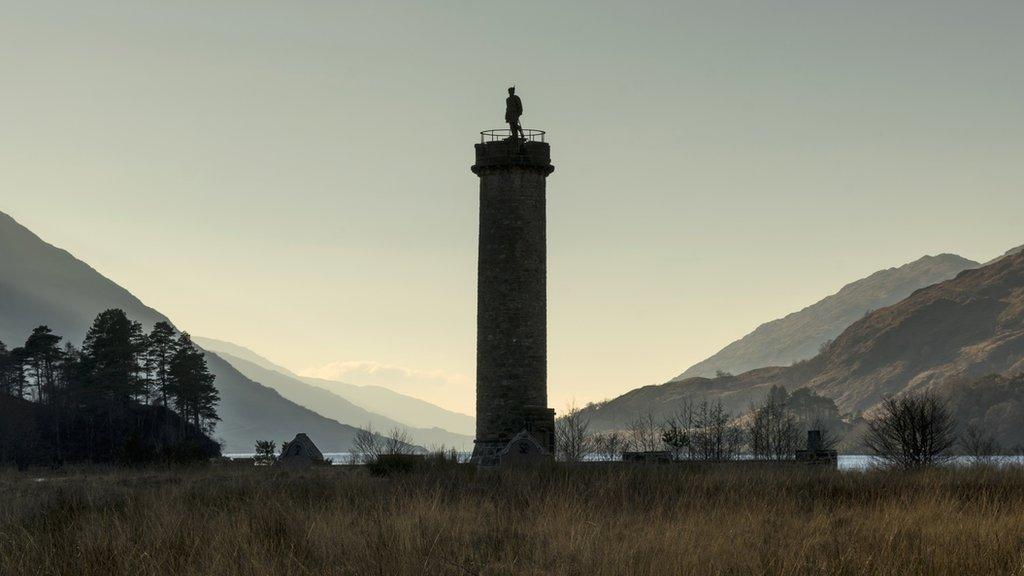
[{"xmin": 470, "ymin": 121, "xmax": 555, "ymax": 466}]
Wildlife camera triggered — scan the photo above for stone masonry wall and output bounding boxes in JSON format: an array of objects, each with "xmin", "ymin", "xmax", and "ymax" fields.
[{"xmin": 476, "ymin": 168, "xmax": 547, "ymax": 447}]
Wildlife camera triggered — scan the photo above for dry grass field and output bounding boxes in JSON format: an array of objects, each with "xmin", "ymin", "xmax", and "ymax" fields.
[{"xmin": 3, "ymin": 463, "xmax": 1024, "ymax": 576}]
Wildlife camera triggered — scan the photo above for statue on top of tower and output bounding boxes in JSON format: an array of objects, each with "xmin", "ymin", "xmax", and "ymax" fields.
[{"xmin": 506, "ymin": 86, "xmax": 523, "ymax": 141}]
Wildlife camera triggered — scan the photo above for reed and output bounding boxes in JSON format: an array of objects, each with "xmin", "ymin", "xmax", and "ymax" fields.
[{"xmin": 2, "ymin": 463, "xmax": 1023, "ymax": 575}]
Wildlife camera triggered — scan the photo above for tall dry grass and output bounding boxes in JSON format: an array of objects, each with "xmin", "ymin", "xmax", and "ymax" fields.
[{"xmin": 2, "ymin": 463, "xmax": 1024, "ymax": 575}]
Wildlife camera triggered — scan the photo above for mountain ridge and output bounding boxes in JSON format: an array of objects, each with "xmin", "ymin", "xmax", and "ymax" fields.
[
  {"xmin": 583, "ymin": 249, "xmax": 1024, "ymax": 446},
  {"xmin": 675, "ymin": 253, "xmax": 979, "ymax": 380}
]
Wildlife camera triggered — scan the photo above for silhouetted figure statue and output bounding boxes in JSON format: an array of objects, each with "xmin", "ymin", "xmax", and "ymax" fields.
[{"xmin": 505, "ymin": 86, "xmax": 523, "ymax": 141}]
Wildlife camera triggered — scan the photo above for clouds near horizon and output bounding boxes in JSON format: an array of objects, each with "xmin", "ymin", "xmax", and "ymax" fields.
[{"xmin": 300, "ymin": 360, "xmax": 473, "ymax": 414}]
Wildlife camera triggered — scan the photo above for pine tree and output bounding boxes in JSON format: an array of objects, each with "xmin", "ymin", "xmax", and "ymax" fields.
[
  {"xmin": 81, "ymin": 309, "xmax": 147, "ymax": 407},
  {"xmin": 23, "ymin": 326, "xmax": 63, "ymax": 404},
  {"xmin": 0, "ymin": 340, "xmax": 10, "ymax": 397},
  {"xmin": 5, "ymin": 346, "xmax": 28, "ymax": 400},
  {"xmin": 132, "ymin": 328, "xmax": 152, "ymax": 404},
  {"xmin": 147, "ymin": 322, "xmax": 177, "ymax": 406},
  {"xmin": 1, "ymin": 317, "xmax": 222, "ymax": 465},
  {"xmin": 57, "ymin": 342, "xmax": 82, "ymax": 397},
  {"xmin": 168, "ymin": 333, "xmax": 219, "ymax": 433}
]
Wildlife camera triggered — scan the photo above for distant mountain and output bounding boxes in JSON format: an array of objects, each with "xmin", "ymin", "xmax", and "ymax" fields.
[
  {"xmin": 213, "ymin": 351, "xmax": 473, "ymax": 450},
  {"xmin": 675, "ymin": 254, "xmax": 979, "ymax": 380},
  {"xmin": 583, "ymin": 250, "xmax": 1024, "ymax": 447},
  {"xmin": 192, "ymin": 337, "xmax": 289, "ymax": 374},
  {"xmin": 0, "ymin": 211, "xmax": 368, "ymax": 453},
  {"xmin": 195, "ymin": 337, "xmax": 474, "ymax": 436},
  {"xmin": 299, "ymin": 375, "xmax": 476, "ymax": 436},
  {"xmin": 195, "ymin": 337, "xmax": 475, "ymax": 436},
  {"xmin": 203, "ymin": 354, "xmax": 371, "ymax": 453}
]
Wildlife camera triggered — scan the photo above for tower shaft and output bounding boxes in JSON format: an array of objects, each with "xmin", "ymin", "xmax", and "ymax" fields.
[{"xmin": 471, "ymin": 138, "xmax": 555, "ymax": 465}]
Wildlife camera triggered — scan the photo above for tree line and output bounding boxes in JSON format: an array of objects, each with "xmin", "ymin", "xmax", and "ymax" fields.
[
  {"xmin": 557, "ymin": 385, "xmax": 842, "ymax": 463},
  {"xmin": 557, "ymin": 385, "xmax": 1009, "ymax": 469},
  {"xmin": 0, "ymin": 309, "xmax": 220, "ymax": 466}
]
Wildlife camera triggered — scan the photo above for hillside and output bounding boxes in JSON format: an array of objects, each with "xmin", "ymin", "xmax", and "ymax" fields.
[
  {"xmin": 214, "ymin": 351, "xmax": 473, "ymax": 450},
  {"xmin": 675, "ymin": 254, "xmax": 978, "ymax": 380},
  {"xmin": 585, "ymin": 250, "xmax": 1024, "ymax": 446},
  {"xmin": 0, "ymin": 212, "xmax": 168, "ymax": 343},
  {"xmin": 800, "ymin": 250, "xmax": 1024, "ymax": 410},
  {"xmin": 986, "ymin": 244, "xmax": 1024, "ymax": 265},
  {"xmin": 195, "ymin": 336, "xmax": 475, "ymax": 436},
  {"xmin": 0, "ymin": 211, "xmax": 368, "ymax": 453}
]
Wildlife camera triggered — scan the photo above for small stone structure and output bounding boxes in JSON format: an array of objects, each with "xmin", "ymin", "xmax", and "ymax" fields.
[
  {"xmin": 496, "ymin": 430, "xmax": 551, "ymax": 467},
  {"xmin": 277, "ymin": 433, "xmax": 326, "ymax": 468},
  {"xmin": 795, "ymin": 430, "xmax": 838, "ymax": 467},
  {"xmin": 622, "ymin": 451, "xmax": 673, "ymax": 464}
]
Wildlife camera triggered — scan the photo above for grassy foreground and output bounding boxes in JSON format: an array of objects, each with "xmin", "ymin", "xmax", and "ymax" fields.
[{"xmin": 3, "ymin": 463, "xmax": 1024, "ymax": 576}]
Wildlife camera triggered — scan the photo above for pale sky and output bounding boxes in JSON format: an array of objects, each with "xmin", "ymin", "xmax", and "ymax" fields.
[{"xmin": 3, "ymin": 1, "xmax": 1022, "ymax": 415}]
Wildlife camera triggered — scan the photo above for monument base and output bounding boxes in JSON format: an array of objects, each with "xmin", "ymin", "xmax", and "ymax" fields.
[
  {"xmin": 472, "ymin": 430, "xmax": 554, "ymax": 468},
  {"xmin": 472, "ymin": 405, "xmax": 555, "ymax": 467}
]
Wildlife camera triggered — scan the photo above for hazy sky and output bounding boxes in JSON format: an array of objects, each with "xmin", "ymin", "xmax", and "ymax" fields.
[{"xmin": 3, "ymin": 1, "xmax": 1022, "ymax": 415}]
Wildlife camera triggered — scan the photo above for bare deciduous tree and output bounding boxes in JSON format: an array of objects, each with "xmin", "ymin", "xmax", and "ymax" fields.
[
  {"xmin": 350, "ymin": 425, "xmax": 414, "ymax": 464},
  {"xmin": 666, "ymin": 401, "xmax": 696, "ymax": 460},
  {"xmin": 350, "ymin": 426, "xmax": 381, "ymax": 464},
  {"xmin": 863, "ymin": 393, "xmax": 956, "ymax": 469},
  {"xmin": 747, "ymin": 386, "xmax": 801, "ymax": 460},
  {"xmin": 961, "ymin": 423, "xmax": 1001, "ymax": 463},
  {"xmin": 555, "ymin": 403, "xmax": 594, "ymax": 462},
  {"xmin": 626, "ymin": 412, "xmax": 660, "ymax": 453},
  {"xmin": 592, "ymin": 431, "xmax": 624, "ymax": 461},
  {"xmin": 382, "ymin": 427, "xmax": 414, "ymax": 456},
  {"xmin": 661, "ymin": 421, "xmax": 689, "ymax": 461},
  {"xmin": 660, "ymin": 399, "xmax": 742, "ymax": 461},
  {"xmin": 689, "ymin": 400, "xmax": 742, "ymax": 461}
]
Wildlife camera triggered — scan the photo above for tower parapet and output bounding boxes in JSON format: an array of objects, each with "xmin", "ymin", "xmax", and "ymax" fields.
[
  {"xmin": 472, "ymin": 130, "xmax": 553, "ymax": 176},
  {"xmin": 471, "ymin": 129, "xmax": 555, "ymax": 466}
]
